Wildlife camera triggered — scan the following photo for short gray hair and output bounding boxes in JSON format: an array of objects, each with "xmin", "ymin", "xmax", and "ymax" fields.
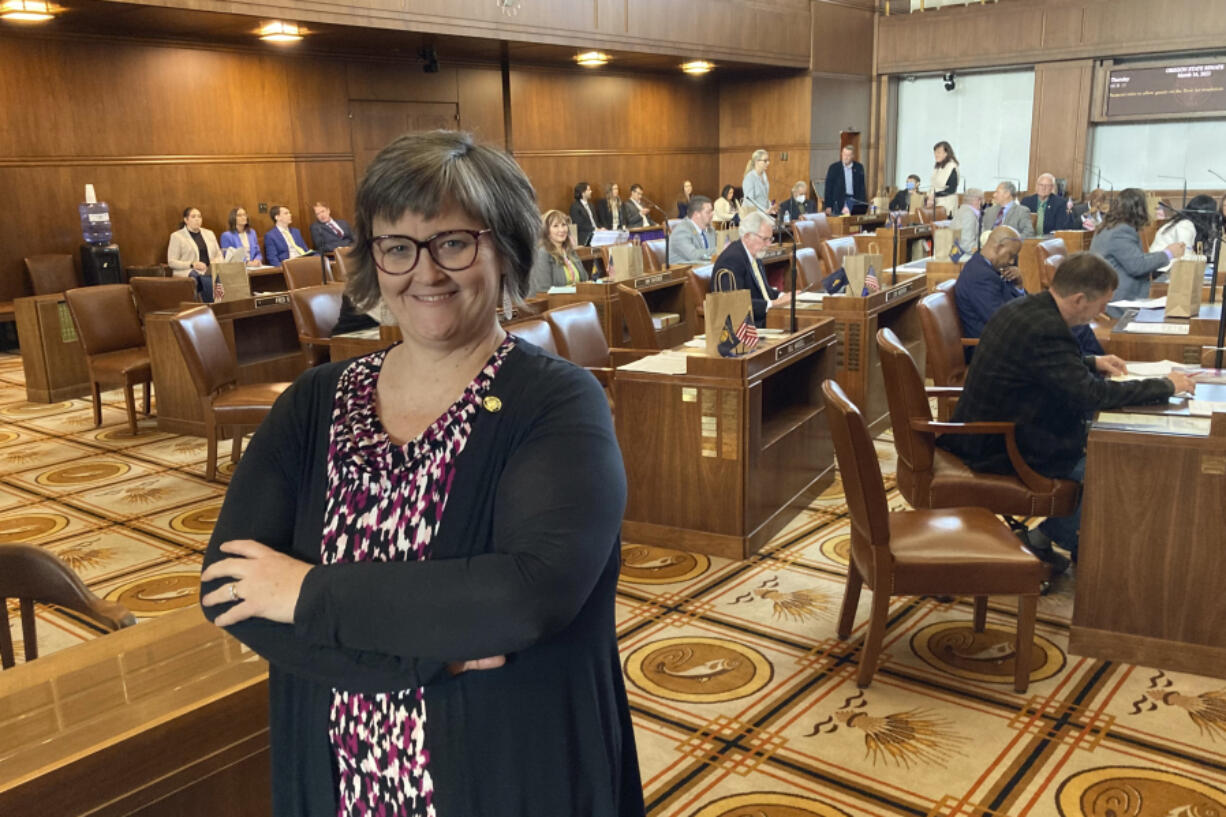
[
  {"xmin": 739, "ymin": 210, "xmax": 775, "ymax": 237},
  {"xmin": 347, "ymin": 130, "xmax": 540, "ymax": 311},
  {"xmin": 997, "ymin": 180, "xmax": 1017, "ymax": 198}
]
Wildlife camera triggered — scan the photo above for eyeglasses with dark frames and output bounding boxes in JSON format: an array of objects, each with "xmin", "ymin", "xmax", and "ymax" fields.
[{"xmin": 370, "ymin": 229, "xmax": 492, "ymax": 276}]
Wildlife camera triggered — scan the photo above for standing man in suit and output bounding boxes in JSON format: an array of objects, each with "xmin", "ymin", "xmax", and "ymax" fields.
[
  {"xmin": 309, "ymin": 202, "xmax": 354, "ymax": 254},
  {"xmin": 982, "ymin": 182, "xmax": 1036, "ymax": 239},
  {"xmin": 938, "ymin": 253, "xmax": 1193, "ymax": 566},
  {"xmin": 710, "ymin": 211, "xmax": 791, "ymax": 327},
  {"xmin": 823, "ymin": 145, "xmax": 866, "ymax": 215},
  {"xmin": 568, "ymin": 182, "xmax": 598, "ymax": 246},
  {"xmin": 264, "ymin": 205, "xmax": 313, "ymax": 267},
  {"xmin": 668, "ymin": 195, "xmax": 717, "ymax": 265},
  {"xmin": 1020, "ymin": 173, "xmax": 1073, "ymax": 235}
]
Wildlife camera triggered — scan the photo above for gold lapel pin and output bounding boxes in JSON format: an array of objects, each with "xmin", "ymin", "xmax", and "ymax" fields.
[{"xmin": 482, "ymin": 395, "xmax": 502, "ymax": 413}]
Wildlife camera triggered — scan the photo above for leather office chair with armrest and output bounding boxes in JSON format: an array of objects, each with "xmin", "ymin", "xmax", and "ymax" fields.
[
  {"xmin": 876, "ymin": 327, "xmax": 1080, "ymax": 522},
  {"xmin": 289, "ymin": 283, "xmax": 344, "ymax": 367},
  {"xmin": 1, "ymin": 543, "xmax": 135, "ymax": 669},
  {"xmin": 508, "ymin": 319, "xmax": 559, "ymax": 356},
  {"xmin": 543, "ymin": 301, "xmax": 648, "ymax": 391},
  {"xmin": 616, "ymin": 284, "xmax": 664, "ymax": 350},
  {"xmin": 917, "ymin": 280, "xmax": 976, "ymax": 420},
  {"xmin": 916, "ymin": 207, "xmax": 949, "ymax": 224},
  {"xmin": 822, "ymin": 379, "xmax": 1045, "ymax": 692},
  {"xmin": 791, "ymin": 217, "xmax": 831, "ymax": 250},
  {"xmin": 130, "ymin": 276, "xmax": 197, "ymax": 323},
  {"xmin": 1034, "ymin": 238, "xmax": 1067, "ymax": 290},
  {"xmin": 64, "ymin": 285, "xmax": 152, "ymax": 436},
  {"xmin": 25, "ymin": 254, "xmax": 81, "ymax": 295},
  {"xmin": 794, "ymin": 247, "xmax": 823, "ymax": 291},
  {"xmin": 281, "ymin": 255, "xmax": 327, "ymax": 290},
  {"xmin": 819, "ymin": 237, "xmax": 858, "ymax": 280},
  {"xmin": 641, "ymin": 239, "xmax": 668, "ymax": 272},
  {"xmin": 169, "ymin": 306, "xmax": 291, "ymax": 482},
  {"xmin": 330, "ymin": 246, "xmax": 353, "ymax": 282}
]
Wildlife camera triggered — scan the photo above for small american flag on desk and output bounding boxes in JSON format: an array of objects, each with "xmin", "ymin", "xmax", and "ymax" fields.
[
  {"xmin": 864, "ymin": 263, "xmax": 880, "ymax": 293},
  {"xmin": 735, "ymin": 314, "xmax": 760, "ymax": 350}
]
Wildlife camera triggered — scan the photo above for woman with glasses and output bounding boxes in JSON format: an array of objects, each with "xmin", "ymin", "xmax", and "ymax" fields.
[
  {"xmin": 742, "ymin": 149, "xmax": 778, "ymax": 216},
  {"xmin": 529, "ymin": 209, "xmax": 589, "ymax": 293},
  {"xmin": 199, "ymin": 130, "xmax": 643, "ymax": 816}
]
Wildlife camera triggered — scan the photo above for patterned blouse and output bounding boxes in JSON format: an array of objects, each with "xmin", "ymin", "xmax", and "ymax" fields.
[{"xmin": 319, "ymin": 337, "xmax": 515, "ymax": 817}]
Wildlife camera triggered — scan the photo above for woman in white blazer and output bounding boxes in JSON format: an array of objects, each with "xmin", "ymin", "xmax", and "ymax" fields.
[
  {"xmin": 1149, "ymin": 193, "xmax": 1216, "ymax": 272},
  {"xmin": 167, "ymin": 207, "xmax": 221, "ymax": 301}
]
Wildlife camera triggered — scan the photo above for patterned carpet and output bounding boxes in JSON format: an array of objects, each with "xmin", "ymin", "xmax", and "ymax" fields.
[{"xmin": 4, "ymin": 352, "xmax": 1225, "ymax": 815}]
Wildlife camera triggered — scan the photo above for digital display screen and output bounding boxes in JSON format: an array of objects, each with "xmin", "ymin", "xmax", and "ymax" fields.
[{"xmin": 1106, "ymin": 62, "xmax": 1226, "ymax": 118}]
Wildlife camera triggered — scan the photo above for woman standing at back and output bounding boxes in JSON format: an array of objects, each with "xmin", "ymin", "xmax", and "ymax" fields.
[
  {"xmin": 742, "ymin": 149, "xmax": 778, "ymax": 216},
  {"xmin": 928, "ymin": 141, "xmax": 960, "ymax": 214}
]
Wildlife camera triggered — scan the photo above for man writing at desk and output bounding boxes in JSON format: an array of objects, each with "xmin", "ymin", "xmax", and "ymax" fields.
[
  {"xmin": 939, "ymin": 253, "xmax": 1195, "ymax": 571},
  {"xmin": 711, "ymin": 211, "xmax": 791, "ymax": 328}
]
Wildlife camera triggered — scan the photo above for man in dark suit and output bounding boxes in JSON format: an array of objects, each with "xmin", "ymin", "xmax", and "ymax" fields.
[
  {"xmin": 624, "ymin": 184, "xmax": 652, "ymax": 229},
  {"xmin": 955, "ymin": 226, "xmax": 1026, "ymax": 345},
  {"xmin": 938, "ymin": 252, "xmax": 1193, "ymax": 565},
  {"xmin": 823, "ymin": 145, "xmax": 866, "ymax": 215},
  {"xmin": 1020, "ymin": 173, "xmax": 1074, "ymax": 235},
  {"xmin": 568, "ymin": 181, "xmax": 598, "ymax": 246},
  {"xmin": 778, "ymin": 180, "xmax": 817, "ymax": 223},
  {"xmin": 309, "ymin": 202, "xmax": 354, "ymax": 254},
  {"xmin": 710, "ymin": 211, "xmax": 791, "ymax": 327}
]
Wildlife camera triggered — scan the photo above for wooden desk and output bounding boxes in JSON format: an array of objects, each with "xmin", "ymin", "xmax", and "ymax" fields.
[
  {"xmin": 828, "ymin": 214, "xmax": 888, "ymax": 236},
  {"xmin": 615, "ymin": 324, "xmax": 837, "ymax": 559},
  {"xmin": 854, "ymin": 224, "xmax": 933, "ymax": 264},
  {"xmin": 1108, "ymin": 304, "xmax": 1222, "ymax": 364},
  {"xmin": 248, "ymin": 266, "xmax": 289, "ymax": 292},
  {"xmin": 547, "ymin": 270, "xmax": 694, "ymax": 349},
  {"xmin": 1016, "ymin": 237, "xmax": 1047, "ymax": 293},
  {"xmin": 1054, "ymin": 229, "xmax": 1090, "ymax": 253},
  {"xmin": 15, "ymin": 294, "xmax": 90, "ymax": 402},
  {"xmin": 1072, "ymin": 379, "xmax": 1226, "ymax": 677},
  {"xmin": 766, "ymin": 272, "xmax": 927, "ymax": 434},
  {"xmin": 0, "ymin": 607, "xmax": 270, "ymax": 816},
  {"xmin": 146, "ymin": 297, "xmax": 306, "ymax": 436}
]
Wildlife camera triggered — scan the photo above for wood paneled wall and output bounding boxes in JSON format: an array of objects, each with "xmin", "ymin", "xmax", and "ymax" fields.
[
  {"xmin": 509, "ymin": 67, "xmax": 721, "ymax": 215},
  {"xmin": 1028, "ymin": 60, "xmax": 1093, "ymax": 199},
  {"xmin": 876, "ymin": 0, "xmax": 1226, "ymax": 75},
  {"xmin": 810, "ymin": 0, "xmax": 875, "ymax": 76},
  {"xmin": 719, "ymin": 74, "xmax": 816, "ymax": 206}
]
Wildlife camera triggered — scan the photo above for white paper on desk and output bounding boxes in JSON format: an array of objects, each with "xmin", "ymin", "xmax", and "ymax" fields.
[
  {"xmin": 1122, "ymin": 322, "xmax": 1190, "ymax": 335},
  {"xmin": 589, "ymin": 230, "xmax": 628, "ymax": 247},
  {"xmin": 1109, "ymin": 296, "xmax": 1166, "ymax": 309},
  {"xmin": 794, "ymin": 292, "xmax": 825, "ymax": 303},
  {"xmin": 547, "ymin": 285, "xmax": 576, "ymax": 294},
  {"xmin": 683, "ymin": 338, "xmax": 706, "ymax": 348},
  {"xmin": 1188, "ymin": 400, "xmax": 1226, "ymax": 417},
  {"xmin": 1125, "ymin": 360, "xmax": 1182, "ymax": 376},
  {"xmin": 1096, "ymin": 412, "xmax": 1172, "ymax": 428},
  {"xmin": 617, "ymin": 351, "xmax": 689, "ymax": 375},
  {"xmin": 1169, "ymin": 416, "xmax": 1213, "ymax": 435}
]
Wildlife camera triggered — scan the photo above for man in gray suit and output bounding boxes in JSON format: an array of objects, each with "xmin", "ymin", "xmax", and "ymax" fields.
[
  {"xmin": 982, "ymin": 181, "xmax": 1035, "ymax": 239},
  {"xmin": 668, "ymin": 195, "xmax": 717, "ymax": 265}
]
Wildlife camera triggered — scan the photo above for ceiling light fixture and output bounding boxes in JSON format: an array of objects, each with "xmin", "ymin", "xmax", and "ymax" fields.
[
  {"xmin": 0, "ymin": 0, "xmax": 55, "ymax": 23},
  {"xmin": 575, "ymin": 51, "xmax": 610, "ymax": 68},
  {"xmin": 259, "ymin": 20, "xmax": 304, "ymax": 43},
  {"xmin": 681, "ymin": 60, "xmax": 714, "ymax": 75}
]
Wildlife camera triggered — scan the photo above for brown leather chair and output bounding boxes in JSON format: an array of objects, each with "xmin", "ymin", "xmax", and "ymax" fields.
[
  {"xmin": 791, "ymin": 216, "xmax": 832, "ymax": 249},
  {"xmin": 685, "ymin": 264, "xmax": 712, "ymax": 327},
  {"xmin": 331, "ymin": 246, "xmax": 354, "ymax": 282},
  {"xmin": 819, "ymin": 236, "xmax": 858, "ymax": 278},
  {"xmin": 916, "ymin": 206, "xmax": 949, "ymax": 224},
  {"xmin": 508, "ymin": 318, "xmax": 559, "ymax": 355},
  {"xmin": 544, "ymin": 301, "xmax": 612, "ymax": 374},
  {"xmin": 917, "ymin": 280, "xmax": 974, "ymax": 419},
  {"xmin": 130, "ymin": 276, "xmax": 197, "ymax": 322},
  {"xmin": 642, "ymin": 239, "xmax": 668, "ymax": 272},
  {"xmin": 1039, "ymin": 255, "xmax": 1064, "ymax": 290},
  {"xmin": 795, "ymin": 247, "xmax": 822, "ymax": 291},
  {"xmin": 169, "ymin": 306, "xmax": 291, "ymax": 481},
  {"xmin": 63, "ymin": 285, "xmax": 152, "ymax": 436},
  {"xmin": 288, "ymin": 283, "xmax": 344, "ymax": 367},
  {"xmin": 876, "ymin": 327, "xmax": 1080, "ymax": 519},
  {"xmin": 25, "ymin": 254, "xmax": 80, "ymax": 295},
  {"xmin": 282, "ymin": 255, "xmax": 327, "ymax": 289},
  {"xmin": 1, "ymin": 544, "xmax": 135, "ymax": 669},
  {"xmin": 822, "ymin": 379, "xmax": 1044, "ymax": 692},
  {"xmin": 616, "ymin": 284, "xmax": 663, "ymax": 350},
  {"xmin": 1034, "ymin": 238, "xmax": 1067, "ymax": 290}
]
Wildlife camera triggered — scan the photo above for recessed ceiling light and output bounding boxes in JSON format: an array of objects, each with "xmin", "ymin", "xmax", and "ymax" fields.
[
  {"xmin": 681, "ymin": 60, "xmax": 714, "ymax": 75},
  {"xmin": 259, "ymin": 20, "xmax": 304, "ymax": 43},
  {"xmin": 575, "ymin": 51, "xmax": 610, "ymax": 68},
  {"xmin": 0, "ymin": 0, "xmax": 55, "ymax": 23}
]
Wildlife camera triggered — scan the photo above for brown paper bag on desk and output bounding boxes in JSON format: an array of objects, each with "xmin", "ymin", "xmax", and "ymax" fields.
[
  {"xmin": 843, "ymin": 243, "xmax": 883, "ymax": 295},
  {"xmin": 871, "ymin": 195, "xmax": 890, "ymax": 213},
  {"xmin": 714, "ymin": 227, "xmax": 738, "ymax": 254},
  {"xmin": 1164, "ymin": 257, "xmax": 1204, "ymax": 319},
  {"xmin": 909, "ymin": 192, "xmax": 927, "ymax": 213},
  {"xmin": 210, "ymin": 261, "xmax": 250, "ymax": 302},
  {"xmin": 705, "ymin": 269, "xmax": 755, "ymax": 357},
  {"xmin": 932, "ymin": 226, "xmax": 955, "ymax": 261},
  {"xmin": 605, "ymin": 242, "xmax": 643, "ymax": 281}
]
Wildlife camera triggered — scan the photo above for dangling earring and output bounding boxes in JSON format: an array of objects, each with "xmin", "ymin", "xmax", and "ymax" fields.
[{"xmin": 501, "ymin": 279, "xmax": 513, "ymax": 321}]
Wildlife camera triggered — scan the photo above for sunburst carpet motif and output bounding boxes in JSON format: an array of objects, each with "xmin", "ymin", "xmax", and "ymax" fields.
[{"xmin": 2, "ymin": 353, "xmax": 1224, "ymax": 815}]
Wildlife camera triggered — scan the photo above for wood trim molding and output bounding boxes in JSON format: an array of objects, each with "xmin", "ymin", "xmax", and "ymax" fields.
[{"xmin": 0, "ymin": 154, "xmax": 354, "ymax": 169}]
